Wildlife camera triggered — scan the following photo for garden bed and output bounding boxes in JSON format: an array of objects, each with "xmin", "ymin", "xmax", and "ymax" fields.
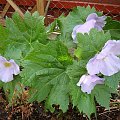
[
  {"xmin": 0, "ymin": 2, "xmax": 120, "ymax": 120},
  {"xmin": 0, "ymin": 91, "xmax": 120, "ymax": 120}
]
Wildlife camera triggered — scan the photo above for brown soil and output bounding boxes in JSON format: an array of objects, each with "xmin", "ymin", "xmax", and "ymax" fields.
[{"xmin": 0, "ymin": 90, "xmax": 120, "ymax": 120}]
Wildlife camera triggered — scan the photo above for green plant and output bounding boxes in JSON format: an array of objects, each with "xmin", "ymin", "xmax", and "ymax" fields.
[{"xmin": 0, "ymin": 6, "xmax": 120, "ymax": 119}]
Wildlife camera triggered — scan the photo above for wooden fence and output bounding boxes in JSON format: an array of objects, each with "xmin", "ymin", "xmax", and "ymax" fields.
[{"xmin": 0, "ymin": 0, "xmax": 120, "ymax": 26}]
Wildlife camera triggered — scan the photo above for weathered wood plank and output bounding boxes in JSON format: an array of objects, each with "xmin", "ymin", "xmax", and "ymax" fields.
[
  {"xmin": 6, "ymin": 0, "xmax": 24, "ymax": 19},
  {"xmin": 36, "ymin": 0, "xmax": 45, "ymax": 15}
]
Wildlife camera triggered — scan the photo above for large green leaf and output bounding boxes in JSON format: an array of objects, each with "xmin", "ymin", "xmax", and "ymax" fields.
[
  {"xmin": 105, "ymin": 72, "xmax": 120, "ymax": 90},
  {"xmin": 76, "ymin": 29, "xmax": 111, "ymax": 60},
  {"xmin": 78, "ymin": 94, "xmax": 96, "ymax": 118},
  {"xmin": 4, "ymin": 44, "xmax": 23, "ymax": 64},
  {"xmin": 20, "ymin": 41, "xmax": 73, "ymax": 112},
  {"xmin": 6, "ymin": 11, "xmax": 47, "ymax": 44},
  {"xmin": 69, "ymin": 80, "xmax": 96, "ymax": 118},
  {"xmin": 92, "ymin": 84, "xmax": 112, "ymax": 109},
  {"xmin": 67, "ymin": 61, "xmax": 95, "ymax": 118},
  {"xmin": 104, "ymin": 17, "xmax": 120, "ymax": 40},
  {"xmin": 0, "ymin": 25, "xmax": 9, "ymax": 55},
  {"xmin": 3, "ymin": 11, "xmax": 48, "ymax": 61},
  {"xmin": 45, "ymin": 73, "xmax": 70, "ymax": 112}
]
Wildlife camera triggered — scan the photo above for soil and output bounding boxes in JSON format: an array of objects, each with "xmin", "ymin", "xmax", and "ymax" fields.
[{"xmin": 0, "ymin": 89, "xmax": 120, "ymax": 120}]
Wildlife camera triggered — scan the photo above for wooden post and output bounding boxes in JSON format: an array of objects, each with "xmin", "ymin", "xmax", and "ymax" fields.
[
  {"xmin": 44, "ymin": 0, "xmax": 51, "ymax": 16},
  {"xmin": 31, "ymin": 5, "xmax": 37, "ymax": 14},
  {"xmin": 0, "ymin": 2, "xmax": 11, "ymax": 18},
  {"xmin": 6, "ymin": 0, "xmax": 24, "ymax": 19},
  {"xmin": 36, "ymin": 0, "xmax": 45, "ymax": 16}
]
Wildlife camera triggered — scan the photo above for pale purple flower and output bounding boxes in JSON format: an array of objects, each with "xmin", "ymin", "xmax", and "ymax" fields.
[
  {"xmin": 101, "ymin": 40, "xmax": 120, "ymax": 56},
  {"xmin": 72, "ymin": 13, "xmax": 106, "ymax": 43},
  {"xmin": 77, "ymin": 74, "xmax": 104, "ymax": 94},
  {"xmin": 72, "ymin": 19, "xmax": 96, "ymax": 43},
  {"xmin": 87, "ymin": 40, "xmax": 120, "ymax": 76},
  {"xmin": 87, "ymin": 54, "xmax": 120, "ymax": 76},
  {"xmin": 86, "ymin": 13, "xmax": 107, "ymax": 30},
  {"xmin": 0, "ymin": 56, "xmax": 20, "ymax": 83}
]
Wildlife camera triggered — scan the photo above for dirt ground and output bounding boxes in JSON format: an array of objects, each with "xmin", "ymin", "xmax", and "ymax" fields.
[{"xmin": 0, "ymin": 89, "xmax": 120, "ymax": 120}]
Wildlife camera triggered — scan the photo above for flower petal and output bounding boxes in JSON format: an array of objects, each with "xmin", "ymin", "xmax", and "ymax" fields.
[
  {"xmin": 81, "ymin": 80, "xmax": 103, "ymax": 94},
  {"xmin": 77, "ymin": 74, "xmax": 104, "ymax": 94},
  {"xmin": 87, "ymin": 53, "xmax": 120, "ymax": 76},
  {"xmin": 72, "ymin": 24, "xmax": 82, "ymax": 43},
  {"xmin": 81, "ymin": 84, "xmax": 92, "ymax": 94},
  {"xmin": 72, "ymin": 20, "xmax": 96, "ymax": 43},
  {"xmin": 0, "ymin": 56, "xmax": 20, "ymax": 83},
  {"xmin": 0, "ymin": 68, "xmax": 13, "ymax": 83},
  {"xmin": 86, "ymin": 13, "xmax": 106, "ymax": 31},
  {"xmin": 76, "ymin": 19, "xmax": 96, "ymax": 34},
  {"xmin": 9, "ymin": 59, "xmax": 20, "ymax": 75},
  {"xmin": 87, "ymin": 55, "xmax": 100, "ymax": 75},
  {"xmin": 99, "ymin": 54, "xmax": 120, "ymax": 76},
  {"xmin": 86, "ymin": 13, "xmax": 98, "ymax": 21},
  {"xmin": 102, "ymin": 40, "xmax": 120, "ymax": 56},
  {"xmin": 0, "ymin": 56, "xmax": 7, "ymax": 68},
  {"xmin": 77, "ymin": 74, "xmax": 86, "ymax": 86}
]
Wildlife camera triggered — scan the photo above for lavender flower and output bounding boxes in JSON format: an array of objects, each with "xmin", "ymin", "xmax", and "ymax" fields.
[
  {"xmin": 87, "ymin": 40, "xmax": 120, "ymax": 76},
  {"xmin": 72, "ymin": 19, "xmax": 96, "ymax": 43},
  {"xmin": 86, "ymin": 13, "xmax": 107, "ymax": 30},
  {"xmin": 72, "ymin": 13, "xmax": 106, "ymax": 43},
  {"xmin": 77, "ymin": 74, "xmax": 104, "ymax": 94},
  {"xmin": 101, "ymin": 40, "xmax": 120, "ymax": 56},
  {"xmin": 0, "ymin": 56, "xmax": 20, "ymax": 83}
]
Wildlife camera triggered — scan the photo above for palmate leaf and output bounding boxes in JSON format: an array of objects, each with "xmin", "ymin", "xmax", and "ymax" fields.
[
  {"xmin": 68, "ymin": 61, "xmax": 96, "ymax": 118},
  {"xmin": 69, "ymin": 79, "xmax": 96, "ymax": 118},
  {"xmin": 67, "ymin": 61, "xmax": 94, "ymax": 117},
  {"xmin": 45, "ymin": 73, "xmax": 70, "ymax": 112},
  {"xmin": 4, "ymin": 44, "xmax": 23, "ymax": 65},
  {"xmin": 0, "ymin": 25, "xmax": 9, "ymax": 55},
  {"xmin": 3, "ymin": 11, "xmax": 48, "ymax": 62},
  {"xmin": 78, "ymin": 94, "xmax": 96, "ymax": 118},
  {"xmin": 6, "ymin": 11, "xmax": 47, "ymax": 44},
  {"xmin": 92, "ymin": 84, "xmax": 112, "ymax": 109},
  {"xmin": 20, "ymin": 41, "xmax": 73, "ymax": 112},
  {"xmin": 75, "ymin": 29, "xmax": 111, "ymax": 60},
  {"xmin": 105, "ymin": 72, "xmax": 120, "ymax": 90}
]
